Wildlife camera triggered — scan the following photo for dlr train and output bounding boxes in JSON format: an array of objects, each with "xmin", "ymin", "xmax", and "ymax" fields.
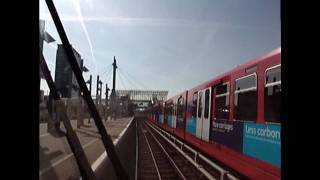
[{"xmin": 147, "ymin": 47, "xmax": 281, "ymax": 180}]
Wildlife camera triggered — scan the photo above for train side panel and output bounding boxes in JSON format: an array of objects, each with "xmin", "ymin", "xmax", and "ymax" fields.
[{"xmin": 148, "ymin": 48, "xmax": 281, "ymax": 180}]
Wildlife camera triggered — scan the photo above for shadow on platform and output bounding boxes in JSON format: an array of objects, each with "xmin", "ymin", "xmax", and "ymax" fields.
[{"xmin": 39, "ymin": 145, "xmax": 63, "ymax": 180}]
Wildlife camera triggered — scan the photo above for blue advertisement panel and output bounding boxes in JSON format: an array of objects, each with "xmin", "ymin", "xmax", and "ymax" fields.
[
  {"xmin": 243, "ymin": 123, "xmax": 281, "ymax": 168},
  {"xmin": 186, "ymin": 117, "xmax": 196, "ymax": 136},
  {"xmin": 210, "ymin": 120, "xmax": 244, "ymax": 152}
]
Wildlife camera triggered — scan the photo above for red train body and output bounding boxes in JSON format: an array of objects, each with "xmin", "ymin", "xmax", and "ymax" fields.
[{"xmin": 148, "ymin": 48, "xmax": 281, "ymax": 180}]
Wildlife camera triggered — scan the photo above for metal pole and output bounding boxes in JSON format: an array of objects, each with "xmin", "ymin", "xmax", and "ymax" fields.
[
  {"xmin": 39, "ymin": 20, "xmax": 44, "ymax": 102},
  {"xmin": 112, "ymin": 56, "xmax": 117, "ymax": 95},
  {"xmin": 105, "ymin": 84, "xmax": 109, "ymax": 106},
  {"xmin": 98, "ymin": 80, "xmax": 103, "ymax": 117},
  {"xmin": 99, "ymin": 80, "xmax": 103, "ymax": 103},
  {"xmin": 87, "ymin": 75, "xmax": 92, "ymax": 124},
  {"xmin": 96, "ymin": 75, "xmax": 99, "ymax": 105},
  {"xmin": 105, "ymin": 83, "xmax": 110, "ymax": 121},
  {"xmin": 89, "ymin": 75, "xmax": 92, "ymax": 94},
  {"xmin": 45, "ymin": 0, "xmax": 129, "ymax": 179}
]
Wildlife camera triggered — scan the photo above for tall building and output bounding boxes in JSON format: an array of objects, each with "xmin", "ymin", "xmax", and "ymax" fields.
[{"xmin": 54, "ymin": 44, "xmax": 84, "ymax": 98}]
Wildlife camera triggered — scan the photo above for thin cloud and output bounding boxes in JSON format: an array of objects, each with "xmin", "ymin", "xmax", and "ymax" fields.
[
  {"xmin": 40, "ymin": 13, "xmax": 216, "ymax": 27},
  {"xmin": 70, "ymin": 0, "xmax": 98, "ymax": 76},
  {"xmin": 40, "ymin": 13, "xmax": 275, "ymax": 32}
]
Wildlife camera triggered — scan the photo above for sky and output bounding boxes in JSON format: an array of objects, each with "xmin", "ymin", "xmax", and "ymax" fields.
[{"xmin": 39, "ymin": 0, "xmax": 280, "ymax": 98}]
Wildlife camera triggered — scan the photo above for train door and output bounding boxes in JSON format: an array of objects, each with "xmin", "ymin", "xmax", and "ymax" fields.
[
  {"xmin": 172, "ymin": 102, "xmax": 177, "ymax": 128},
  {"xmin": 196, "ymin": 87, "xmax": 212, "ymax": 142},
  {"xmin": 164, "ymin": 104, "xmax": 168, "ymax": 125},
  {"xmin": 160, "ymin": 106, "xmax": 164, "ymax": 124},
  {"xmin": 196, "ymin": 91, "xmax": 203, "ymax": 139}
]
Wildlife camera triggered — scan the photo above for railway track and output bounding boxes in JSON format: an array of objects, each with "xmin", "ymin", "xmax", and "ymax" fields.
[
  {"xmin": 136, "ymin": 118, "xmax": 240, "ymax": 180},
  {"xmin": 137, "ymin": 120, "xmax": 184, "ymax": 179}
]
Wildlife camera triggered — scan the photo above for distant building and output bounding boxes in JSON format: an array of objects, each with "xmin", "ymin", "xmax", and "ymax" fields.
[
  {"xmin": 54, "ymin": 44, "xmax": 84, "ymax": 98},
  {"xmin": 115, "ymin": 89, "xmax": 168, "ymax": 111}
]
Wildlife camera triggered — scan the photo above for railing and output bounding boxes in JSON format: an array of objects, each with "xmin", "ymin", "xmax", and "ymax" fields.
[{"xmin": 145, "ymin": 120, "xmax": 239, "ymax": 180}]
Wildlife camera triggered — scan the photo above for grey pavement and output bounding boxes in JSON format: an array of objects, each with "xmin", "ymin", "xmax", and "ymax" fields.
[{"xmin": 39, "ymin": 117, "xmax": 134, "ymax": 180}]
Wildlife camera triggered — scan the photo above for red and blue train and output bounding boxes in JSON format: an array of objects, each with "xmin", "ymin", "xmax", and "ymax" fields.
[{"xmin": 147, "ymin": 47, "xmax": 281, "ymax": 180}]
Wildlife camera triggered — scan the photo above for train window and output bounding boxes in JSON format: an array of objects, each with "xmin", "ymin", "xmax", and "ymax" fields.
[
  {"xmin": 234, "ymin": 74, "xmax": 256, "ymax": 91},
  {"xmin": 204, "ymin": 89, "xmax": 210, "ymax": 118},
  {"xmin": 170, "ymin": 104, "xmax": 173, "ymax": 115},
  {"xmin": 214, "ymin": 83, "xmax": 230, "ymax": 120},
  {"xmin": 234, "ymin": 73, "xmax": 257, "ymax": 121},
  {"xmin": 179, "ymin": 97, "xmax": 184, "ymax": 106},
  {"xmin": 216, "ymin": 83, "xmax": 228, "ymax": 94},
  {"xmin": 177, "ymin": 97, "xmax": 184, "ymax": 117},
  {"xmin": 198, "ymin": 92, "xmax": 202, "ymax": 118},
  {"xmin": 192, "ymin": 93, "xmax": 198, "ymax": 118},
  {"xmin": 265, "ymin": 65, "xmax": 281, "ymax": 84},
  {"xmin": 265, "ymin": 65, "xmax": 281, "ymax": 123},
  {"xmin": 164, "ymin": 105, "xmax": 168, "ymax": 122},
  {"xmin": 164, "ymin": 101, "xmax": 173, "ymax": 120},
  {"xmin": 177, "ymin": 97, "xmax": 184, "ymax": 129}
]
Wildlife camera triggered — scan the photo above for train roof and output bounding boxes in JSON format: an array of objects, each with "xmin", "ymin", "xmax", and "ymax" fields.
[
  {"xmin": 200, "ymin": 47, "xmax": 281, "ymax": 87},
  {"xmin": 168, "ymin": 47, "xmax": 281, "ymax": 100},
  {"xmin": 166, "ymin": 91, "xmax": 187, "ymax": 101}
]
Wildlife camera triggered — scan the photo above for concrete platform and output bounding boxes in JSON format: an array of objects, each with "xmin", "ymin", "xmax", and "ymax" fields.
[{"xmin": 39, "ymin": 116, "xmax": 134, "ymax": 180}]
